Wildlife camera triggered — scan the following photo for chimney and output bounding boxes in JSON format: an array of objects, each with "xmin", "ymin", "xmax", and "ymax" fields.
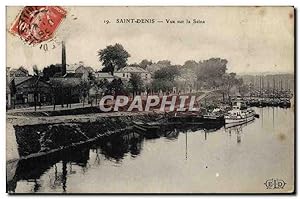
[{"xmin": 61, "ymin": 41, "xmax": 66, "ymax": 76}]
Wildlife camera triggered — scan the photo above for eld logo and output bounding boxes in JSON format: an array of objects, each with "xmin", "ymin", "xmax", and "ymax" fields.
[{"xmin": 264, "ymin": 179, "xmax": 286, "ymax": 189}]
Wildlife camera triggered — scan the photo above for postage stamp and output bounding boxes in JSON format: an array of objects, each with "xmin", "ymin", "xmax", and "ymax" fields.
[{"xmin": 9, "ymin": 6, "xmax": 67, "ymax": 46}]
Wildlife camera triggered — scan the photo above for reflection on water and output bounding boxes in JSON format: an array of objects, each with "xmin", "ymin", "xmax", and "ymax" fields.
[{"xmin": 7, "ymin": 107, "xmax": 294, "ymax": 193}]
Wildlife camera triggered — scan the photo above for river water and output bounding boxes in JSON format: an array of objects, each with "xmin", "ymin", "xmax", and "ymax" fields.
[{"xmin": 8, "ymin": 107, "xmax": 294, "ymax": 193}]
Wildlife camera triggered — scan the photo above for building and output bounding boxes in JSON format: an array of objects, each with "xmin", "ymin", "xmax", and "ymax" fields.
[
  {"xmin": 66, "ymin": 63, "xmax": 78, "ymax": 73},
  {"xmin": 67, "ymin": 60, "xmax": 95, "ymax": 74},
  {"xmin": 9, "ymin": 66, "xmax": 29, "ymax": 77},
  {"xmin": 114, "ymin": 66, "xmax": 151, "ymax": 83},
  {"xmin": 11, "ymin": 76, "xmax": 52, "ymax": 107},
  {"xmin": 75, "ymin": 65, "xmax": 94, "ymax": 74},
  {"xmin": 94, "ymin": 72, "xmax": 115, "ymax": 82}
]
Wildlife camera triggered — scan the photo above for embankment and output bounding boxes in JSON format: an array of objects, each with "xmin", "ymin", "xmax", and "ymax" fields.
[{"xmin": 8, "ymin": 113, "xmax": 160, "ymax": 160}]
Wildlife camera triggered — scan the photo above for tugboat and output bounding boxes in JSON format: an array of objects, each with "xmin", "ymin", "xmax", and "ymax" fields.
[{"xmin": 225, "ymin": 97, "xmax": 256, "ymax": 127}]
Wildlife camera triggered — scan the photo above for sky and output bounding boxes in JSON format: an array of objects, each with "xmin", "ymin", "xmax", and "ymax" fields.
[{"xmin": 6, "ymin": 6, "xmax": 294, "ymax": 74}]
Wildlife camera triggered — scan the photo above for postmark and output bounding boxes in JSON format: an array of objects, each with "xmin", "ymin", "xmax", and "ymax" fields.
[{"xmin": 10, "ymin": 6, "xmax": 67, "ymax": 46}]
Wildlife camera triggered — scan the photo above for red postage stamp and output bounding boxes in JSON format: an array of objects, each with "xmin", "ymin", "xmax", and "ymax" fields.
[{"xmin": 10, "ymin": 6, "xmax": 67, "ymax": 46}]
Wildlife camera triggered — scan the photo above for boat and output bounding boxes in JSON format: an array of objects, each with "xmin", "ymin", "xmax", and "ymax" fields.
[
  {"xmin": 279, "ymin": 98, "xmax": 291, "ymax": 108},
  {"xmin": 133, "ymin": 121, "xmax": 161, "ymax": 132},
  {"xmin": 202, "ymin": 112, "xmax": 225, "ymax": 124},
  {"xmin": 225, "ymin": 97, "xmax": 256, "ymax": 127},
  {"xmin": 167, "ymin": 108, "xmax": 224, "ymax": 125}
]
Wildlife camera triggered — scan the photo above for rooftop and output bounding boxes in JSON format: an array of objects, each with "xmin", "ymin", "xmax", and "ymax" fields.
[
  {"xmin": 116, "ymin": 66, "xmax": 149, "ymax": 73},
  {"xmin": 12, "ymin": 76, "xmax": 32, "ymax": 86},
  {"xmin": 95, "ymin": 72, "xmax": 114, "ymax": 78},
  {"xmin": 49, "ymin": 77, "xmax": 82, "ymax": 87},
  {"xmin": 63, "ymin": 73, "xmax": 84, "ymax": 78}
]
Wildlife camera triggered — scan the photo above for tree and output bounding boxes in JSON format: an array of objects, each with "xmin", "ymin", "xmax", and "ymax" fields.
[
  {"xmin": 10, "ymin": 78, "xmax": 16, "ymax": 109},
  {"xmin": 128, "ymin": 73, "xmax": 144, "ymax": 96},
  {"xmin": 151, "ymin": 79, "xmax": 174, "ymax": 93},
  {"xmin": 196, "ymin": 58, "xmax": 228, "ymax": 88},
  {"xmin": 183, "ymin": 60, "xmax": 198, "ymax": 69},
  {"xmin": 88, "ymin": 78, "xmax": 110, "ymax": 105},
  {"xmin": 51, "ymin": 81, "xmax": 61, "ymax": 110},
  {"xmin": 236, "ymin": 78, "xmax": 249, "ymax": 96},
  {"xmin": 32, "ymin": 65, "xmax": 41, "ymax": 111},
  {"xmin": 151, "ymin": 65, "xmax": 180, "ymax": 93},
  {"xmin": 98, "ymin": 78, "xmax": 109, "ymax": 95},
  {"xmin": 154, "ymin": 65, "xmax": 180, "ymax": 81},
  {"xmin": 139, "ymin": 59, "xmax": 152, "ymax": 69},
  {"xmin": 97, "ymin": 43, "xmax": 130, "ymax": 75},
  {"xmin": 79, "ymin": 81, "xmax": 90, "ymax": 107},
  {"xmin": 157, "ymin": 60, "xmax": 171, "ymax": 66},
  {"xmin": 88, "ymin": 72, "xmax": 95, "ymax": 82},
  {"xmin": 222, "ymin": 72, "xmax": 239, "ymax": 99},
  {"xmin": 107, "ymin": 78, "xmax": 125, "ymax": 96}
]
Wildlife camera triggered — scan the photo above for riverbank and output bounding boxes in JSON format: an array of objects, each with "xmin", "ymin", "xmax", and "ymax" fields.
[
  {"xmin": 6, "ymin": 111, "xmax": 165, "ymax": 185},
  {"xmin": 7, "ymin": 112, "xmax": 162, "ymax": 158}
]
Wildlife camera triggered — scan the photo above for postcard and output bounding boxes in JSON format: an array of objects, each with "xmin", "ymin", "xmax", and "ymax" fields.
[{"xmin": 6, "ymin": 6, "xmax": 295, "ymax": 194}]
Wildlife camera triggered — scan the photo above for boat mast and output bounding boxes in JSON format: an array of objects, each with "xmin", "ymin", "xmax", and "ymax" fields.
[
  {"xmin": 273, "ymin": 77, "xmax": 275, "ymax": 100},
  {"xmin": 259, "ymin": 76, "xmax": 262, "ymax": 98},
  {"xmin": 185, "ymin": 132, "xmax": 188, "ymax": 160},
  {"xmin": 280, "ymin": 79, "xmax": 283, "ymax": 99},
  {"xmin": 267, "ymin": 78, "xmax": 270, "ymax": 98},
  {"xmin": 262, "ymin": 76, "xmax": 264, "ymax": 100}
]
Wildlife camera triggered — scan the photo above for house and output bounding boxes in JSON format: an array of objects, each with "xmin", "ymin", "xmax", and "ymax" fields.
[
  {"xmin": 64, "ymin": 62, "xmax": 95, "ymax": 81},
  {"xmin": 75, "ymin": 65, "xmax": 94, "ymax": 74},
  {"xmin": 10, "ymin": 76, "xmax": 52, "ymax": 107},
  {"xmin": 114, "ymin": 66, "xmax": 151, "ymax": 83},
  {"xmin": 67, "ymin": 61, "xmax": 95, "ymax": 74},
  {"xmin": 9, "ymin": 66, "xmax": 29, "ymax": 77},
  {"xmin": 43, "ymin": 64, "xmax": 91, "ymax": 80},
  {"xmin": 94, "ymin": 72, "xmax": 115, "ymax": 82},
  {"xmin": 66, "ymin": 63, "xmax": 77, "ymax": 73}
]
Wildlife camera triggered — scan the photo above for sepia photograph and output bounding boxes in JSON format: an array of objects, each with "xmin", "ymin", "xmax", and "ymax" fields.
[{"xmin": 6, "ymin": 6, "xmax": 295, "ymax": 194}]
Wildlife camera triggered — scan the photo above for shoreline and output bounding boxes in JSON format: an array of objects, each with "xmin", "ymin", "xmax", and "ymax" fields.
[
  {"xmin": 7, "ymin": 110, "xmax": 161, "ymax": 126},
  {"xmin": 7, "ymin": 112, "xmax": 163, "ymax": 161}
]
